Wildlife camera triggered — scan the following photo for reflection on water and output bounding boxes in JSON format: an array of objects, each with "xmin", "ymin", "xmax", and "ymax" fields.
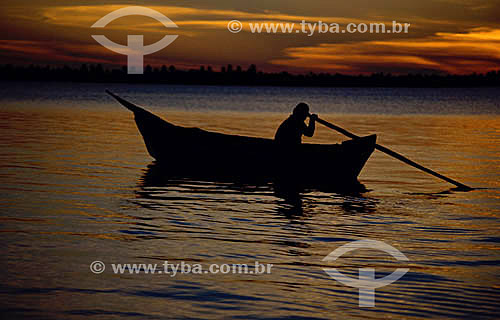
[
  {"xmin": 0, "ymin": 83, "xmax": 499, "ymax": 319},
  {"xmin": 137, "ymin": 163, "xmax": 378, "ymax": 219}
]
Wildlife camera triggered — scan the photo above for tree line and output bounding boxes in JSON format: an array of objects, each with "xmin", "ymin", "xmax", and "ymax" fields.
[{"xmin": 1, "ymin": 64, "xmax": 499, "ymax": 87}]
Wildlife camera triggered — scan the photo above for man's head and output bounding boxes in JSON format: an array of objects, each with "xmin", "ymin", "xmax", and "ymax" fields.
[{"xmin": 293, "ymin": 102, "xmax": 309, "ymax": 121}]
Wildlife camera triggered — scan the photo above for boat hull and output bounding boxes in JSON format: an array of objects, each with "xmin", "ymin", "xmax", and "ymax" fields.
[{"xmin": 107, "ymin": 91, "xmax": 376, "ymax": 189}]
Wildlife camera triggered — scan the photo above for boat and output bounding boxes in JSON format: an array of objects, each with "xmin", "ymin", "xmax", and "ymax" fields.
[{"xmin": 106, "ymin": 90, "xmax": 376, "ymax": 190}]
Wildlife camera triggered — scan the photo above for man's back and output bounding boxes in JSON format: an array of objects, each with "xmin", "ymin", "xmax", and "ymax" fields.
[
  {"xmin": 274, "ymin": 115, "xmax": 307, "ymax": 145},
  {"xmin": 274, "ymin": 103, "xmax": 317, "ymax": 146}
]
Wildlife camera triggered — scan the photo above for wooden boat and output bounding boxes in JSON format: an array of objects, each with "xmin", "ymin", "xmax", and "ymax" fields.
[{"xmin": 107, "ymin": 90, "xmax": 376, "ymax": 189}]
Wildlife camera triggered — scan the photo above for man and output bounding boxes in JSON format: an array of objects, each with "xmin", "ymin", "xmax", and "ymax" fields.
[{"xmin": 275, "ymin": 103, "xmax": 318, "ymax": 145}]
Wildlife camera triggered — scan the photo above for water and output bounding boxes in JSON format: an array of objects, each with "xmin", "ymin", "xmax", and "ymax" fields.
[{"xmin": 0, "ymin": 82, "xmax": 499, "ymax": 319}]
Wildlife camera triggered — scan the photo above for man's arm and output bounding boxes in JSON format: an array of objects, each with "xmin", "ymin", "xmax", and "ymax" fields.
[{"xmin": 303, "ymin": 114, "xmax": 317, "ymax": 137}]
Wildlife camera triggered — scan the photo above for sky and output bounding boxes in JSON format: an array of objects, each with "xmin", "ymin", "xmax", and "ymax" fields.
[{"xmin": 0, "ymin": 0, "xmax": 499, "ymax": 74}]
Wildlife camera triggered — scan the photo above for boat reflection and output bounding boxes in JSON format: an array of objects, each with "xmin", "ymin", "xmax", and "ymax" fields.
[{"xmin": 136, "ymin": 162, "xmax": 378, "ymax": 218}]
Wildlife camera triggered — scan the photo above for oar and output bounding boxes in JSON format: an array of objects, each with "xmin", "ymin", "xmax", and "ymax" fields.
[{"xmin": 315, "ymin": 117, "xmax": 473, "ymax": 191}]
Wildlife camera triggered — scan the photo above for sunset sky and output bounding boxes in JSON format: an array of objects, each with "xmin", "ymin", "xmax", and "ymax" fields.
[{"xmin": 1, "ymin": 0, "xmax": 499, "ymax": 74}]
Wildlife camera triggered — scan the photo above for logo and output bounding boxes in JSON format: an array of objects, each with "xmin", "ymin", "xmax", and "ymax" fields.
[
  {"xmin": 322, "ymin": 239, "xmax": 409, "ymax": 307},
  {"xmin": 91, "ymin": 6, "xmax": 178, "ymax": 74},
  {"xmin": 227, "ymin": 20, "xmax": 243, "ymax": 33},
  {"xmin": 90, "ymin": 261, "xmax": 105, "ymax": 274}
]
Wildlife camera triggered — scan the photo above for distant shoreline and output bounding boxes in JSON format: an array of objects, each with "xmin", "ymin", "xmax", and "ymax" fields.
[{"xmin": 1, "ymin": 64, "xmax": 499, "ymax": 88}]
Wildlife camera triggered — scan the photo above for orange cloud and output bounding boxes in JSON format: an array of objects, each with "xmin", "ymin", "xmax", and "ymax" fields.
[
  {"xmin": 271, "ymin": 28, "xmax": 500, "ymax": 74},
  {"xmin": 0, "ymin": 40, "xmax": 116, "ymax": 64},
  {"xmin": 38, "ymin": 5, "xmax": 388, "ymax": 33},
  {"xmin": 1, "ymin": 4, "xmax": 498, "ymax": 74}
]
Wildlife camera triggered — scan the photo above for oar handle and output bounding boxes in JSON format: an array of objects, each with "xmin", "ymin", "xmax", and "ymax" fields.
[
  {"xmin": 316, "ymin": 117, "xmax": 472, "ymax": 191},
  {"xmin": 316, "ymin": 118, "xmax": 359, "ymax": 139}
]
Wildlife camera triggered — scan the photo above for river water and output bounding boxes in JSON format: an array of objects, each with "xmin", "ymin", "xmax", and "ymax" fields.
[{"xmin": 0, "ymin": 82, "xmax": 499, "ymax": 319}]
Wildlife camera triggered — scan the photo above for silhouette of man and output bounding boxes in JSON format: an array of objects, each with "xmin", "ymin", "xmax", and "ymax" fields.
[{"xmin": 275, "ymin": 103, "xmax": 318, "ymax": 145}]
